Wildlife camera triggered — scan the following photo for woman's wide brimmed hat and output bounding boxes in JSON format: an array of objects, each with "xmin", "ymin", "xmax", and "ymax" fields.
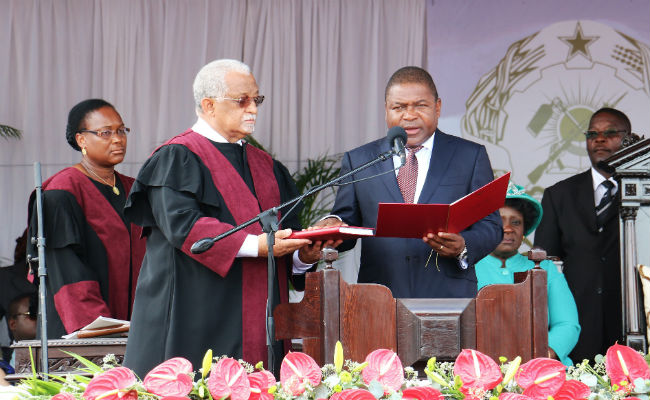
[{"xmin": 505, "ymin": 181, "xmax": 543, "ymax": 236}]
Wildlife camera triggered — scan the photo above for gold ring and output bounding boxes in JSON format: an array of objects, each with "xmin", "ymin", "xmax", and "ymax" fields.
[{"xmin": 440, "ymin": 244, "xmax": 444, "ymax": 250}]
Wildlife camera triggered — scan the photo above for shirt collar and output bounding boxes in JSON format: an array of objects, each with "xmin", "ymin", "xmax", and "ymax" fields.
[
  {"xmin": 191, "ymin": 116, "xmax": 243, "ymax": 145},
  {"xmin": 590, "ymin": 166, "xmax": 617, "ymax": 191},
  {"xmin": 404, "ymin": 131, "xmax": 434, "ymax": 151}
]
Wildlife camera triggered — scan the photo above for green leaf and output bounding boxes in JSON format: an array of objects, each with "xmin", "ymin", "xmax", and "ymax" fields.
[
  {"xmin": 60, "ymin": 350, "xmax": 104, "ymax": 373},
  {"xmin": 367, "ymin": 380, "xmax": 384, "ymax": 398},
  {"xmin": 0, "ymin": 124, "xmax": 21, "ymax": 139}
]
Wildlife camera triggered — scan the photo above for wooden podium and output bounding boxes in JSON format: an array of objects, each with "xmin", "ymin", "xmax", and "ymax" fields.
[{"xmin": 275, "ymin": 267, "xmax": 548, "ymax": 366}]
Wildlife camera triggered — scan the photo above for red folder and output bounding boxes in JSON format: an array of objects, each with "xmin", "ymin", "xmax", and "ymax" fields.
[
  {"xmin": 375, "ymin": 172, "xmax": 510, "ymax": 238},
  {"xmin": 287, "ymin": 226, "xmax": 374, "ymax": 241}
]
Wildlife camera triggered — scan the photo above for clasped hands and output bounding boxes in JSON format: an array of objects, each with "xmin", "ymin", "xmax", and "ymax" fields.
[{"xmin": 257, "ymin": 229, "xmax": 342, "ymax": 264}]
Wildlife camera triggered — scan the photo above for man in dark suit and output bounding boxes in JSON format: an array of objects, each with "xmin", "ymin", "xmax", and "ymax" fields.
[
  {"xmin": 320, "ymin": 66, "xmax": 502, "ymax": 298},
  {"xmin": 534, "ymin": 107, "xmax": 631, "ymax": 363}
]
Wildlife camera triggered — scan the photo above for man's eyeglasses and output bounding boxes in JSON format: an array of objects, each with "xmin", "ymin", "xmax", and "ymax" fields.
[
  {"xmin": 12, "ymin": 312, "xmax": 36, "ymax": 320},
  {"xmin": 79, "ymin": 127, "xmax": 131, "ymax": 139},
  {"xmin": 584, "ymin": 129, "xmax": 627, "ymax": 140},
  {"xmin": 217, "ymin": 95, "xmax": 265, "ymax": 108}
]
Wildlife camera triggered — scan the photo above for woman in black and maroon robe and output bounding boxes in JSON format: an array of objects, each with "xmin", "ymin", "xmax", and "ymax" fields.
[{"xmin": 28, "ymin": 99, "xmax": 145, "ymax": 339}]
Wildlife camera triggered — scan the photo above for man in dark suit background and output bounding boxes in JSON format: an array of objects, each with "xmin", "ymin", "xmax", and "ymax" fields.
[
  {"xmin": 534, "ymin": 107, "xmax": 630, "ymax": 363},
  {"xmin": 320, "ymin": 66, "xmax": 502, "ymax": 298}
]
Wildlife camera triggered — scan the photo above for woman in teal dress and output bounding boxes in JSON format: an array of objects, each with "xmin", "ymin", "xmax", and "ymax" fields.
[{"xmin": 475, "ymin": 182, "xmax": 580, "ymax": 366}]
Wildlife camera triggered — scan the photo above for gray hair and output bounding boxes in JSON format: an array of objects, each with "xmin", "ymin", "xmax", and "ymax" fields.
[{"xmin": 193, "ymin": 59, "xmax": 251, "ymax": 113}]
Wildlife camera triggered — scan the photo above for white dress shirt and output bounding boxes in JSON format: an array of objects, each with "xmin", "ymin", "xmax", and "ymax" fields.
[
  {"xmin": 392, "ymin": 133, "xmax": 434, "ymax": 204},
  {"xmin": 191, "ymin": 117, "xmax": 311, "ymax": 272},
  {"xmin": 591, "ymin": 166, "xmax": 618, "ymax": 206}
]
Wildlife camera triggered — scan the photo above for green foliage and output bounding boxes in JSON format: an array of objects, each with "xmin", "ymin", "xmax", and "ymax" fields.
[
  {"xmin": 243, "ymin": 135, "xmax": 341, "ymax": 228},
  {"xmin": 0, "ymin": 124, "xmax": 22, "ymax": 139},
  {"xmin": 291, "ymin": 155, "xmax": 341, "ymax": 227}
]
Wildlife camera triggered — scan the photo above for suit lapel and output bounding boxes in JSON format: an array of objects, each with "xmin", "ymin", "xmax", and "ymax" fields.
[
  {"xmin": 373, "ymin": 139, "xmax": 405, "ymax": 202},
  {"xmin": 419, "ymin": 130, "xmax": 455, "ymax": 203},
  {"xmin": 575, "ymin": 170, "xmax": 598, "ymax": 232}
]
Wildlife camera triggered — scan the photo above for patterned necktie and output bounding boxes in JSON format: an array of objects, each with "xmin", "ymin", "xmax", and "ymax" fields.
[
  {"xmin": 397, "ymin": 146, "xmax": 423, "ymax": 203},
  {"xmin": 596, "ymin": 180, "xmax": 615, "ymax": 229}
]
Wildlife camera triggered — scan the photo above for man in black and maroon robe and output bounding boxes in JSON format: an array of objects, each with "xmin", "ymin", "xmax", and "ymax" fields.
[{"xmin": 124, "ymin": 59, "xmax": 325, "ymax": 377}]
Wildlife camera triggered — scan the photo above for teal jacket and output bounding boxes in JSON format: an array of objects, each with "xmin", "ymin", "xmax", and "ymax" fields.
[{"xmin": 475, "ymin": 253, "xmax": 581, "ymax": 366}]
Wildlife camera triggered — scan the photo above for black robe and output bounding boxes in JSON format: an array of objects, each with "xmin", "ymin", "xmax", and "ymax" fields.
[
  {"xmin": 27, "ymin": 167, "xmax": 145, "ymax": 338},
  {"xmin": 123, "ymin": 130, "xmax": 304, "ymax": 377}
]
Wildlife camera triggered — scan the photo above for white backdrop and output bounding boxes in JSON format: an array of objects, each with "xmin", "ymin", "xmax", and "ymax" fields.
[{"xmin": 0, "ymin": 0, "xmax": 427, "ymax": 263}]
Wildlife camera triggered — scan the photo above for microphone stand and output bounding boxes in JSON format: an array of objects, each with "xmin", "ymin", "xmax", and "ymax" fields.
[
  {"xmin": 190, "ymin": 146, "xmax": 398, "ymax": 374},
  {"xmin": 29, "ymin": 162, "xmax": 49, "ymax": 378}
]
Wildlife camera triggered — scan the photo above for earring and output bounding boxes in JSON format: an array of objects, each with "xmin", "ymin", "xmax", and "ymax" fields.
[{"xmin": 82, "ymin": 147, "xmax": 87, "ymax": 156}]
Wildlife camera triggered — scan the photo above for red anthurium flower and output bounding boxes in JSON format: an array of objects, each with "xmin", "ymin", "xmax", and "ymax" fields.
[
  {"xmin": 361, "ymin": 349, "xmax": 404, "ymax": 393},
  {"xmin": 330, "ymin": 389, "xmax": 376, "ymax": 400},
  {"xmin": 207, "ymin": 358, "xmax": 251, "ymax": 400},
  {"xmin": 499, "ymin": 394, "xmax": 534, "ymax": 400},
  {"xmin": 249, "ymin": 370, "xmax": 276, "ymax": 400},
  {"xmin": 453, "ymin": 349, "xmax": 502, "ymax": 392},
  {"xmin": 515, "ymin": 358, "xmax": 565, "ymax": 399},
  {"xmin": 83, "ymin": 367, "xmax": 137, "ymax": 400},
  {"xmin": 52, "ymin": 393, "xmax": 77, "ymax": 400},
  {"xmin": 159, "ymin": 397, "xmax": 192, "ymax": 400},
  {"xmin": 280, "ymin": 352, "xmax": 322, "ymax": 396},
  {"xmin": 623, "ymin": 397, "xmax": 643, "ymax": 400},
  {"xmin": 606, "ymin": 343, "xmax": 650, "ymax": 390},
  {"xmin": 144, "ymin": 357, "xmax": 194, "ymax": 397},
  {"xmin": 553, "ymin": 379, "xmax": 591, "ymax": 400},
  {"xmin": 401, "ymin": 386, "xmax": 443, "ymax": 400}
]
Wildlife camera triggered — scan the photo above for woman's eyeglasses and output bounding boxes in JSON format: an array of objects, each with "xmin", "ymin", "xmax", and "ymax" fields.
[
  {"xmin": 79, "ymin": 127, "xmax": 131, "ymax": 139},
  {"xmin": 12, "ymin": 312, "xmax": 36, "ymax": 320}
]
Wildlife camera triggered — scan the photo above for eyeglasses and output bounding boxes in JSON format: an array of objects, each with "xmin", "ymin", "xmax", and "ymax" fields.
[
  {"xmin": 584, "ymin": 129, "xmax": 627, "ymax": 140},
  {"xmin": 12, "ymin": 312, "xmax": 36, "ymax": 320},
  {"xmin": 79, "ymin": 127, "xmax": 131, "ymax": 139},
  {"xmin": 216, "ymin": 95, "xmax": 265, "ymax": 108}
]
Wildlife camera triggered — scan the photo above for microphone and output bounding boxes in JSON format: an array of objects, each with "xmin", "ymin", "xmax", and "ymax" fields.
[
  {"xmin": 191, "ymin": 237, "xmax": 217, "ymax": 254},
  {"xmin": 387, "ymin": 126, "xmax": 407, "ymax": 166}
]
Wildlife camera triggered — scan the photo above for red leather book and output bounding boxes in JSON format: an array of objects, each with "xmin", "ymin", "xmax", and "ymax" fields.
[
  {"xmin": 375, "ymin": 172, "xmax": 510, "ymax": 238},
  {"xmin": 287, "ymin": 226, "xmax": 374, "ymax": 241}
]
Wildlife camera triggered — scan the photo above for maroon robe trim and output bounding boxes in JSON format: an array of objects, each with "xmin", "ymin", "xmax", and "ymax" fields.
[
  {"xmin": 44, "ymin": 167, "xmax": 144, "ymax": 331},
  {"xmin": 168, "ymin": 130, "xmax": 283, "ymax": 364},
  {"xmin": 55, "ymin": 281, "xmax": 108, "ymax": 330}
]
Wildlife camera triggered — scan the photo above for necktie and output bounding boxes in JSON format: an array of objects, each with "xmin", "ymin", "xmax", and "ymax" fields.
[
  {"xmin": 397, "ymin": 146, "xmax": 423, "ymax": 203},
  {"xmin": 596, "ymin": 180, "xmax": 615, "ymax": 229}
]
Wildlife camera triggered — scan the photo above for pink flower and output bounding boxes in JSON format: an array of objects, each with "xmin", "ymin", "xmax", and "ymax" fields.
[
  {"xmin": 361, "ymin": 349, "xmax": 404, "ymax": 393},
  {"xmin": 207, "ymin": 358, "xmax": 251, "ymax": 400},
  {"xmin": 83, "ymin": 367, "xmax": 137, "ymax": 400},
  {"xmin": 330, "ymin": 389, "xmax": 376, "ymax": 400},
  {"xmin": 248, "ymin": 370, "xmax": 276, "ymax": 400},
  {"xmin": 159, "ymin": 397, "xmax": 192, "ymax": 400},
  {"xmin": 553, "ymin": 379, "xmax": 591, "ymax": 400},
  {"xmin": 515, "ymin": 358, "xmax": 565, "ymax": 400},
  {"xmin": 606, "ymin": 343, "xmax": 650, "ymax": 391},
  {"xmin": 280, "ymin": 352, "xmax": 322, "ymax": 396},
  {"xmin": 499, "ymin": 394, "xmax": 534, "ymax": 400},
  {"xmin": 401, "ymin": 386, "xmax": 443, "ymax": 400},
  {"xmin": 52, "ymin": 393, "xmax": 77, "ymax": 400},
  {"xmin": 453, "ymin": 349, "xmax": 502, "ymax": 395},
  {"xmin": 143, "ymin": 357, "xmax": 193, "ymax": 397}
]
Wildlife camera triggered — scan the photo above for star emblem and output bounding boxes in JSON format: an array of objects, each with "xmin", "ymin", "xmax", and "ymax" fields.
[{"xmin": 559, "ymin": 22, "xmax": 598, "ymax": 61}]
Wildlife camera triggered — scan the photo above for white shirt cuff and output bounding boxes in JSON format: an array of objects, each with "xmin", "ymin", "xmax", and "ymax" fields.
[
  {"xmin": 292, "ymin": 250, "xmax": 315, "ymax": 274},
  {"xmin": 238, "ymin": 234, "xmax": 314, "ymax": 274},
  {"xmin": 237, "ymin": 234, "xmax": 259, "ymax": 258},
  {"xmin": 319, "ymin": 214, "xmax": 342, "ymax": 222}
]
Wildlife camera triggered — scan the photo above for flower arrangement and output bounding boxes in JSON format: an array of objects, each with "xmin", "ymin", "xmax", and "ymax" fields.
[{"xmin": 4, "ymin": 343, "xmax": 650, "ymax": 400}]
